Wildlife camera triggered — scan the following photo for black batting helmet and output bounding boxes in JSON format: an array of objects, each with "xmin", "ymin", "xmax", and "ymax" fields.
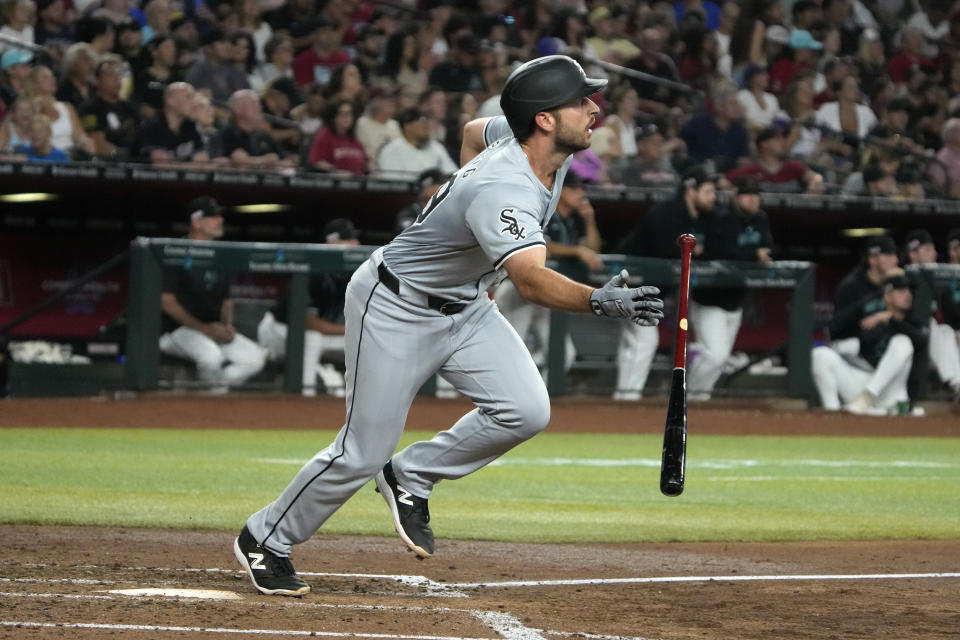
[{"xmin": 500, "ymin": 55, "xmax": 607, "ymax": 140}]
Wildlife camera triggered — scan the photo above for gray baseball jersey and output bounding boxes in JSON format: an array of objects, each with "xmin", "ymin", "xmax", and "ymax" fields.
[
  {"xmin": 383, "ymin": 116, "xmax": 571, "ymax": 300},
  {"xmin": 246, "ymin": 115, "xmax": 561, "ymax": 557}
]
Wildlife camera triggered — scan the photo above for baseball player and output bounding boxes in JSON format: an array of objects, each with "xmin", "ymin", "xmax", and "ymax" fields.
[
  {"xmin": 612, "ymin": 166, "xmax": 713, "ymax": 401},
  {"xmin": 256, "ymin": 218, "xmax": 358, "ymax": 397},
  {"xmin": 687, "ymin": 175, "xmax": 773, "ymax": 401},
  {"xmin": 902, "ymin": 228, "xmax": 960, "ymax": 401},
  {"xmin": 158, "ymin": 197, "xmax": 267, "ymax": 390},
  {"xmin": 233, "ymin": 55, "xmax": 664, "ymax": 596},
  {"xmin": 811, "ymin": 270, "xmax": 926, "ymax": 414},
  {"xmin": 493, "ymin": 170, "xmax": 603, "ymax": 374}
]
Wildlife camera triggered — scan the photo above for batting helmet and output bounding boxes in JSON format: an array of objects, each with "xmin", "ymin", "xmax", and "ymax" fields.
[{"xmin": 500, "ymin": 55, "xmax": 607, "ymax": 140}]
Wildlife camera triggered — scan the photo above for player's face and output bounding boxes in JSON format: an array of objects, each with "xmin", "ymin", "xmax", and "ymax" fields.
[
  {"xmin": 692, "ymin": 183, "xmax": 716, "ymax": 212},
  {"xmin": 910, "ymin": 243, "xmax": 937, "ymax": 265},
  {"xmin": 886, "ymin": 287, "xmax": 912, "ymax": 312},
  {"xmin": 552, "ymin": 96, "xmax": 600, "ymax": 153},
  {"xmin": 735, "ymin": 193, "xmax": 759, "ymax": 214},
  {"xmin": 875, "ymin": 252, "xmax": 899, "ymax": 273}
]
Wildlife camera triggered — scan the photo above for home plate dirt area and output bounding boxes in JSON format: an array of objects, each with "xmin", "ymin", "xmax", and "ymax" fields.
[{"xmin": 0, "ymin": 526, "xmax": 957, "ymax": 640}]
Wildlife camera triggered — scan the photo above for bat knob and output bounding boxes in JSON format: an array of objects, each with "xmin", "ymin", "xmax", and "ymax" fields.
[{"xmin": 678, "ymin": 234, "xmax": 697, "ymax": 249}]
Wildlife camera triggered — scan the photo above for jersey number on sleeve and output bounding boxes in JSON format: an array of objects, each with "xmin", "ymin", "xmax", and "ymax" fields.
[{"xmin": 415, "ymin": 173, "xmax": 458, "ymax": 225}]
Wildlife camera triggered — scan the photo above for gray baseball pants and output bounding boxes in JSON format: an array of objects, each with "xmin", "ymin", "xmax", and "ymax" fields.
[{"xmin": 246, "ymin": 257, "xmax": 550, "ymax": 556}]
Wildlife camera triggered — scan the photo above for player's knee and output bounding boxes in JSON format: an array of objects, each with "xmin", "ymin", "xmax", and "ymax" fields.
[
  {"xmin": 811, "ymin": 345, "xmax": 838, "ymax": 371},
  {"xmin": 512, "ymin": 388, "xmax": 551, "ymax": 437},
  {"xmin": 887, "ymin": 334, "xmax": 914, "ymax": 360}
]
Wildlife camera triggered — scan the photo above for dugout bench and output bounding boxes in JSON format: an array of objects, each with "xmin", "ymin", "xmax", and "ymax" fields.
[{"xmin": 125, "ymin": 237, "xmax": 817, "ymax": 398}]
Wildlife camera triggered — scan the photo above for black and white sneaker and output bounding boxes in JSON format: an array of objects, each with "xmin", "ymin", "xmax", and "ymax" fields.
[
  {"xmin": 233, "ymin": 526, "xmax": 310, "ymax": 596},
  {"xmin": 375, "ymin": 461, "xmax": 435, "ymax": 558}
]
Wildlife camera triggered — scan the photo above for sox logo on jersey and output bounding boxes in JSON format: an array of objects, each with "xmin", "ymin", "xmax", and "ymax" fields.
[{"xmin": 499, "ymin": 208, "xmax": 525, "ymax": 240}]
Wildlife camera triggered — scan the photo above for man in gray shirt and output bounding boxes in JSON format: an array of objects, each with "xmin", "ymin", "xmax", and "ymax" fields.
[{"xmin": 233, "ymin": 55, "xmax": 664, "ymax": 596}]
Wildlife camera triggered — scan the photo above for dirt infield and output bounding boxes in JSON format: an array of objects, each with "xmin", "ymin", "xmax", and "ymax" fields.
[{"xmin": 1, "ymin": 394, "xmax": 959, "ymax": 639}]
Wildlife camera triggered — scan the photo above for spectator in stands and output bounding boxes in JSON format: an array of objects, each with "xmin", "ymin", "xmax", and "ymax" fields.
[
  {"xmin": 352, "ymin": 25, "xmax": 387, "ymax": 82},
  {"xmin": 170, "ymin": 16, "xmax": 200, "ymax": 70},
  {"xmin": 323, "ymin": 62, "xmax": 365, "ymax": 105},
  {"xmin": 675, "ymin": 0, "xmax": 721, "ymax": 31},
  {"xmin": 586, "ymin": 5, "xmax": 640, "ymax": 65},
  {"xmin": 887, "ymin": 26, "xmax": 932, "ymax": 85},
  {"xmin": 928, "ymin": 118, "xmax": 960, "ymax": 199},
  {"xmin": 769, "ymin": 29, "xmax": 822, "ymax": 95},
  {"xmin": 812, "ymin": 57, "xmax": 852, "ymax": 109},
  {"xmin": 234, "ymin": 0, "xmax": 272, "ymax": 63},
  {"xmin": 159, "ymin": 196, "xmax": 267, "ymax": 392},
  {"xmin": 738, "ymin": 64, "xmax": 780, "ymax": 130},
  {"xmin": 0, "ymin": 0, "xmax": 36, "ymax": 56},
  {"xmin": 536, "ymin": 9, "xmax": 600, "ymax": 71},
  {"xmin": 256, "ymin": 217, "xmax": 360, "ymax": 397},
  {"xmin": 376, "ymin": 107, "xmax": 457, "ymax": 181},
  {"xmin": 713, "ymin": 0, "xmax": 739, "ymax": 78},
  {"xmin": 133, "ymin": 35, "xmax": 178, "ymax": 119},
  {"xmin": 231, "ymin": 32, "xmax": 258, "ymax": 88},
  {"xmin": 250, "ymin": 34, "xmax": 294, "ymax": 94},
  {"xmin": 185, "ymin": 28, "xmax": 250, "ymax": 105},
  {"xmin": 428, "ymin": 32, "xmax": 483, "ymax": 93},
  {"xmin": 355, "ymin": 89, "xmax": 399, "ymax": 171},
  {"xmin": 828, "ymin": 235, "xmax": 900, "ymax": 354},
  {"xmin": 289, "ymin": 82, "xmax": 324, "ymax": 139},
  {"xmin": 25, "ymin": 65, "xmax": 95, "ymax": 157},
  {"xmin": 680, "ymin": 83, "xmax": 749, "ymax": 172},
  {"xmin": 903, "ymin": 228, "xmax": 960, "ymax": 401},
  {"xmin": 676, "ymin": 22, "xmax": 718, "ymax": 93},
  {"xmin": 378, "ymin": 28, "xmax": 427, "ymax": 97},
  {"xmin": 16, "ymin": 112, "xmax": 68, "ymax": 162},
  {"xmin": 394, "ymin": 168, "xmax": 447, "ymax": 235},
  {"xmin": 494, "ymin": 171, "xmax": 602, "ymax": 377},
  {"xmin": 600, "ymin": 84, "xmax": 640, "ymax": 159},
  {"xmin": 778, "ymin": 76, "xmax": 839, "ymax": 170},
  {"xmin": 77, "ymin": 16, "xmax": 115, "ymax": 57},
  {"xmin": 218, "ymin": 88, "xmax": 296, "ymax": 170},
  {"xmin": 726, "ymin": 126, "xmax": 824, "ymax": 192},
  {"xmin": 292, "ymin": 17, "xmax": 350, "ymax": 88},
  {"xmin": 308, "ymin": 98, "xmax": 366, "ymax": 175},
  {"xmin": 263, "ymin": 0, "xmax": 319, "ymax": 52},
  {"xmin": 624, "ymin": 26, "xmax": 682, "ymax": 115},
  {"xmin": 841, "ymin": 160, "xmax": 897, "ymax": 196},
  {"xmin": 896, "ymin": 162, "xmax": 926, "ymax": 199},
  {"xmin": 615, "ymin": 166, "xmax": 714, "ymax": 401},
  {"xmin": 688, "ymin": 175, "xmax": 773, "ymax": 401},
  {"xmin": 815, "ymin": 75, "xmax": 877, "ymax": 164},
  {"xmin": 906, "ymin": 0, "xmax": 949, "ymax": 59},
  {"xmin": 136, "ymin": 81, "xmax": 208, "ymax": 164},
  {"xmin": 419, "ymin": 86, "xmax": 448, "ymax": 144},
  {"xmin": 609, "ymin": 123, "xmax": 679, "ymax": 187},
  {"xmin": 812, "ymin": 269, "xmax": 923, "ymax": 414},
  {"xmin": 189, "ymin": 91, "xmax": 221, "ymax": 160},
  {"xmin": 79, "ymin": 58, "xmax": 139, "ymax": 160},
  {"xmin": 114, "ymin": 19, "xmax": 145, "ymax": 73},
  {"xmin": 0, "ymin": 48, "xmax": 32, "ymax": 105},
  {"xmin": 0, "ymin": 96, "xmax": 31, "ymax": 152},
  {"xmin": 869, "ymin": 97, "xmax": 922, "ymax": 154},
  {"xmin": 728, "ymin": 0, "xmax": 784, "ymax": 78},
  {"xmin": 259, "ymin": 77, "xmax": 301, "ymax": 155},
  {"xmin": 141, "ymin": 0, "xmax": 172, "ymax": 46},
  {"xmin": 855, "ymin": 27, "xmax": 886, "ymax": 100},
  {"xmin": 443, "ymin": 90, "xmax": 476, "ymax": 160},
  {"xmin": 35, "ymin": 0, "xmax": 74, "ymax": 50}
]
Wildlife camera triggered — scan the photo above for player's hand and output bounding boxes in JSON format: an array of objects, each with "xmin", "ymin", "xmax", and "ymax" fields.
[
  {"xmin": 860, "ymin": 311, "xmax": 892, "ymax": 330},
  {"xmin": 204, "ymin": 322, "xmax": 235, "ymax": 344},
  {"xmin": 576, "ymin": 198, "xmax": 595, "ymax": 222},
  {"xmin": 590, "ymin": 270, "xmax": 664, "ymax": 325},
  {"xmin": 576, "ymin": 245, "xmax": 604, "ymax": 271}
]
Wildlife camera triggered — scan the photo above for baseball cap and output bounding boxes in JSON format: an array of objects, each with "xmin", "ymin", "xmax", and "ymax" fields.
[
  {"xmin": 680, "ymin": 165, "xmax": 717, "ymax": 190},
  {"xmin": 788, "ymin": 29, "xmax": 823, "ymax": 50},
  {"xmin": 947, "ymin": 228, "xmax": 960, "ymax": 250},
  {"xmin": 904, "ymin": 228, "xmax": 934, "ymax": 252},
  {"xmin": 187, "ymin": 196, "xmax": 223, "ymax": 221},
  {"xmin": 396, "ymin": 107, "xmax": 426, "ymax": 126},
  {"xmin": 765, "ymin": 25, "xmax": 790, "ymax": 44},
  {"xmin": 1, "ymin": 49, "xmax": 33, "ymax": 70},
  {"xmin": 735, "ymin": 175, "xmax": 762, "ymax": 195},
  {"xmin": 882, "ymin": 272, "xmax": 910, "ymax": 293},
  {"xmin": 864, "ymin": 235, "xmax": 897, "ymax": 257},
  {"xmin": 322, "ymin": 218, "xmax": 358, "ymax": 243}
]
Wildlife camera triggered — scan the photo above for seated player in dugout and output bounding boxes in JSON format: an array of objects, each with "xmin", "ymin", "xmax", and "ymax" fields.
[
  {"xmin": 256, "ymin": 218, "xmax": 359, "ymax": 397},
  {"xmin": 158, "ymin": 197, "xmax": 267, "ymax": 390}
]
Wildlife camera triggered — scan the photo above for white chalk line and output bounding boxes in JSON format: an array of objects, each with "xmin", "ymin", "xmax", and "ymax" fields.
[
  {"xmin": 0, "ymin": 593, "xmax": 650, "ymax": 640},
  {"xmin": 445, "ymin": 572, "xmax": 960, "ymax": 589}
]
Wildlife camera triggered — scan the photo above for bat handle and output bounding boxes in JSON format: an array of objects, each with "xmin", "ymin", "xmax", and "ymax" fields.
[{"xmin": 674, "ymin": 234, "xmax": 696, "ymax": 370}]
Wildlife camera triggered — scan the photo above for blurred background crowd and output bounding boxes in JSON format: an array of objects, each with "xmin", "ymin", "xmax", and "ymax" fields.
[{"xmin": 1, "ymin": 0, "xmax": 959, "ymax": 198}]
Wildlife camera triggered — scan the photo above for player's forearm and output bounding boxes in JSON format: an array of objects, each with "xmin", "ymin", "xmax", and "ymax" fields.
[{"xmin": 510, "ymin": 264, "xmax": 593, "ymax": 313}]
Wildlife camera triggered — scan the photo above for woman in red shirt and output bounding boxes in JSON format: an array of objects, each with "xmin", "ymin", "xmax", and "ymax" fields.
[{"xmin": 308, "ymin": 98, "xmax": 367, "ymax": 175}]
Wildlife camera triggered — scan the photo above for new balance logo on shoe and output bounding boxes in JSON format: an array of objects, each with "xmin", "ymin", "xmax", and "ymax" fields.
[
  {"xmin": 233, "ymin": 526, "xmax": 310, "ymax": 597},
  {"xmin": 375, "ymin": 460, "xmax": 435, "ymax": 558}
]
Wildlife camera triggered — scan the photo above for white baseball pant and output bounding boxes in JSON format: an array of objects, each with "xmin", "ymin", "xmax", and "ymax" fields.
[
  {"xmin": 928, "ymin": 318, "xmax": 960, "ymax": 390},
  {"xmin": 158, "ymin": 326, "xmax": 266, "ymax": 386},
  {"xmin": 615, "ymin": 323, "xmax": 658, "ymax": 399},
  {"xmin": 494, "ymin": 279, "xmax": 576, "ymax": 371},
  {"xmin": 810, "ymin": 334, "xmax": 913, "ymax": 410},
  {"xmin": 256, "ymin": 311, "xmax": 346, "ymax": 393},
  {"xmin": 687, "ymin": 301, "xmax": 743, "ymax": 399}
]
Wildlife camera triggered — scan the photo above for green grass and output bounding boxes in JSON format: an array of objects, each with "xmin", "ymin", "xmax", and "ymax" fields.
[{"xmin": 0, "ymin": 428, "xmax": 958, "ymax": 543}]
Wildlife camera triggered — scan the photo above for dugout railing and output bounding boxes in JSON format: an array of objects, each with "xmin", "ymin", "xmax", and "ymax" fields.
[{"xmin": 125, "ymin": 237, "xmax": 821, "ymax": 398}]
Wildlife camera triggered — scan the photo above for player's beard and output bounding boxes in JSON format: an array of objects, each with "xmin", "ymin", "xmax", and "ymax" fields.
[{"xmin": 553, "ymin": 114, "xmax": 591, "ymax": 154}]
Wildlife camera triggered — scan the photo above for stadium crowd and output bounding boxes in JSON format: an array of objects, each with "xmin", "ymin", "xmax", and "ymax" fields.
[{"xmin": 0, "ymin": 0, "xmax": 958, "ymax": 196}]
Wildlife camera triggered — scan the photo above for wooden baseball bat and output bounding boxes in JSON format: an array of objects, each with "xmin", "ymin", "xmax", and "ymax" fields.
[{"xmin": 660, "ymin": 233, "xmax": 696, "ymax": 497}]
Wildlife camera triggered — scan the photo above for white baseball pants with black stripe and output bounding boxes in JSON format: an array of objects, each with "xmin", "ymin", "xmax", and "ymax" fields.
[
  {"xmin": 246, "ymin": 256, "xmax": 549, "ymax": 556},
  {"xmin": 257, "ymin": 311, "xmax": 343, "ymax": 392}
]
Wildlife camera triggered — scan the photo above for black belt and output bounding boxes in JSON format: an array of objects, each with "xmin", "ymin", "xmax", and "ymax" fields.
[{"xmin": 377, "ymin": 263, "xmax": 467, "ymax": 315}]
